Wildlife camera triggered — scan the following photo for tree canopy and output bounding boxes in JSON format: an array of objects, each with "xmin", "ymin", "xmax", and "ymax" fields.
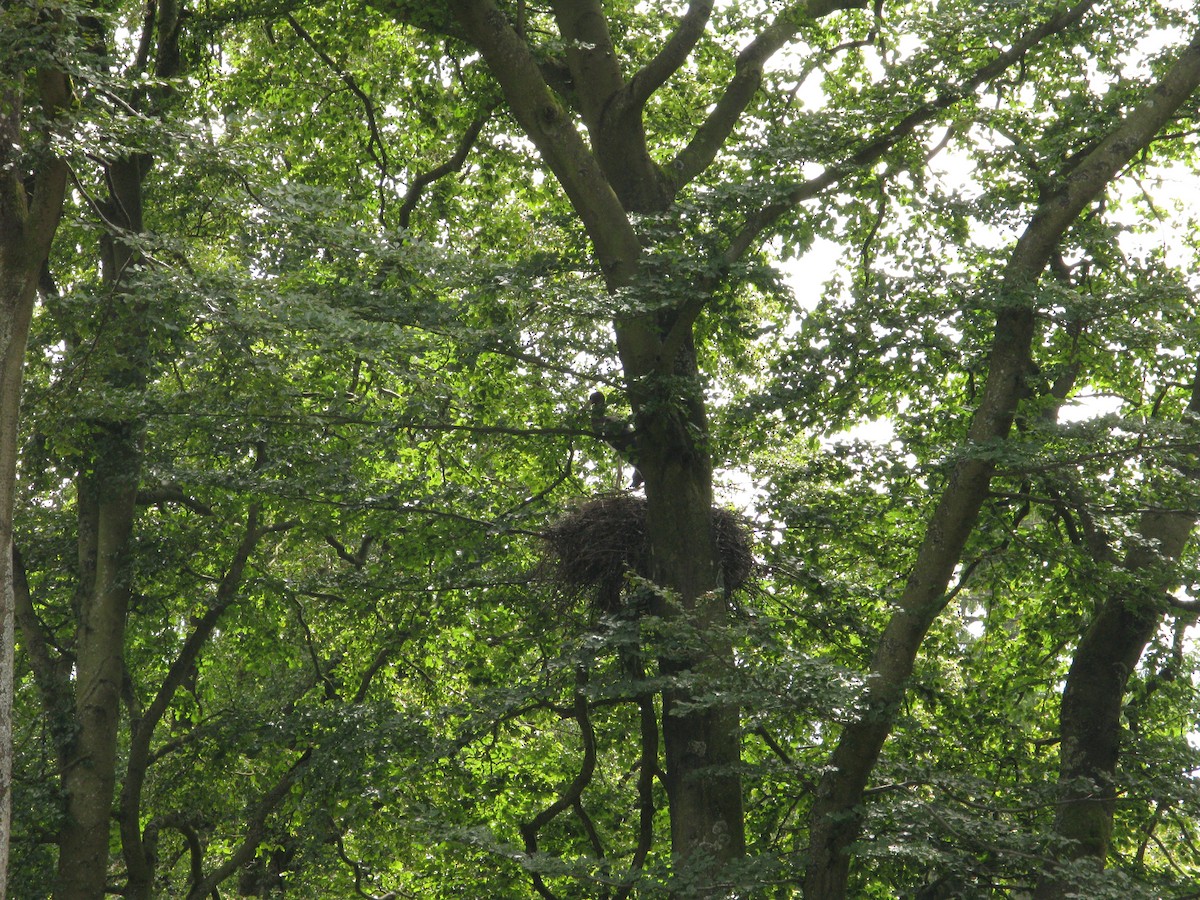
[{"xmin": 4, "ymin": 0, "xmax": 1200, "ymax": 897}]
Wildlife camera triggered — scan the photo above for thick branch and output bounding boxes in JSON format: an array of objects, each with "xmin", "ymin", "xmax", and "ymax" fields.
[
  {"xmin": 1, "ymin": 55, "xmax": 72, "ymax": 900},
  {"xmin": 447, "ymin": 0, "xmax": 641, "ymax": 286},
  {"xmin": 433, "ymin": 0, "xmax": 672, "ymax": 381},
  {"xmin": 1006, "ymin": 39, "xmax": 1200, "ymax": 276},
  {"xmin": 353, "ymin": 641, "xmax": 400, "ymax": 703},
  {"xmin": 668, "ymin": 0, "xmax": 873, "ymax": 190},
  {"xmin": 405, "ymin": 420, "xmax": 591, "ymax": 439},
  {"xmin": 626, "ymin": 0, "xmax": 715, "ymax": 111},
  {"xmin": 136, "ymin": 483, "xmax": 215, "ymax": 516},
  {"xmin": 27, "ymin": 69, "xmax": 73, "ymax": 245},
  {"xmin": 144, "ymin": 813, "xmax": 205, "ymax": 890},
  {"xmin": 1, "ymin": 67, "xmax": 71, "ymax": 261},
  {"xmin": 548, "ymin": 0, "xmax": 625, "ymax": 133},
  {"xmin": 1035, "ymin": 358, "xmax": 1200, "ymax": 896},
  {"xmin": 660, "ymin": 1, "xmax": 1100, "ymax": 367}
]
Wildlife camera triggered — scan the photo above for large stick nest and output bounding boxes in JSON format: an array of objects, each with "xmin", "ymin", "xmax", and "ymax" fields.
[{"xmin": 543, "ymin": 494, "xmax": 754, "ymax": 612}]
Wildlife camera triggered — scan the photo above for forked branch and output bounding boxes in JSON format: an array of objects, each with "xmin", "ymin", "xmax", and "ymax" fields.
[
  {"xmin": 519, "ymin": 666, "xmax": 599, "ymax": 900},
  {"xmin": 398, "ymin": 108, "xmax": 494, "ymax": 230}
]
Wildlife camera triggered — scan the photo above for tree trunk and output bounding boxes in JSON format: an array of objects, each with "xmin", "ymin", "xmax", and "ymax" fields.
[
  {"xmin": 802, "ymin": 27, "xmax": 1200, "ymax": 898},
  {"xmin": 55, "ymin": 464, "xmax": 140, "ymax": 899},
  {"xmin": 445, "ymin": 1, "xmax": 746, "ymax": 886},
  {"xmin": 635, "ymin": 336, "xmax": 746, "ymax": 889},
  {"xmin": 1034, "ymin": 365, "xmax": 1200, "ymax": 898},
  {"xmin": 50, "ymin": 3, "xmax": 182, "ymax": 886},
  {"xmin": 54, "ymin": 145, "xmax": 148, "ymax": 898},
  {"xmin": 0, "ymin": 66, "xmax": 71, "ymax": 900},
  {"xmin": 0, "ymin": 276, "xmax": 40, "ymax": 900}
]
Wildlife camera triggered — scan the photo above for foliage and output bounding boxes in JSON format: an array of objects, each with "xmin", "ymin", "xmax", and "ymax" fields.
[{"xmin": 6, "ymin": 0, "xmax": 1200, "ymax": 897}]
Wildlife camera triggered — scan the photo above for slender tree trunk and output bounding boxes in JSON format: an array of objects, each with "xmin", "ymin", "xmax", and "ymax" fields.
[
  {"xmin": 1034, "ymin": 364, "xmax": 1200, "ymax": 898},
  {"xmin": 50, "ymin": 3, "xmax": 182, "ymax": 886},
  {"xmin": 55, "ymin": 465, "xmax": 140, "ymax": 899},
  {"xmin": 1, "ymin": 66, "xmax": 71, "ymax": 900},
  {"xmin": 54, "ymin": 144, "xmax": 148, "ymax": 898},
  {"xmin": 802, "ymin": 28, "xmax": 1200, "ymax": 898},
  {"xmin": 0, "ymin": 276, "xmax": 39, "ymax": 900}
]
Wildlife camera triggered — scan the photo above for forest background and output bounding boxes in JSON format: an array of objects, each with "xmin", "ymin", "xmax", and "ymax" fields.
[{"xmin": 4, "ymin": 0, "xmax": 1200, "ymax": 897}]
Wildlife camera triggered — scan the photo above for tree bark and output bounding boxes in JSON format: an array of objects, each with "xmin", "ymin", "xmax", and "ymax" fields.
[
  {"xmin": 48, "ymin": 6, "xmax": 183, "ymax": 891},
  {"xmin": 802, "ymin": 24, "xmax": 1200, "ymax": 899},
  {"xmin": 447, "ymin": 1, "xmax": 745, "ymax": 886},
  {"xmin": 0, "ymin": 63, "xmax": 71, "ymax": 900},
  {"xmin": 636, "ymin": 332, "xmax": 746, "ymax": 887},
  {"xmin": 54, "ymin": 146, "xmax": 149, "ymax": 900}
]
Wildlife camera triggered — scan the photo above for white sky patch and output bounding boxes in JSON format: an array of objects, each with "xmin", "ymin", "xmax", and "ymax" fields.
[
  {"xmin": 715, "ymin": 466, "xmax": 763, "ymax": 511},
  {"xmin": 781, "ymin": 236, "xmax": 842, "ymax": 314},
  {"xmin": 824, "ymin": 417, "xmax": 896, "ymax": 447},
  {"xmin": 1111, "ymin": 160, "xmax": 1200, "ymax": 277},
  {"xmin": 1056, "ymin": 393, "xmax": 1125, "ymax": 424}
]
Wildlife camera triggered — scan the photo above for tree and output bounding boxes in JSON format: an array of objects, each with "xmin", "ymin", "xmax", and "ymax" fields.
[
  {"xmin": 0, "ymin": 4, "xmax": 71, "ymax": 894},
  {"xmin": 376, "ymin": 1, "xmax": 1200, "ymax": 895}
]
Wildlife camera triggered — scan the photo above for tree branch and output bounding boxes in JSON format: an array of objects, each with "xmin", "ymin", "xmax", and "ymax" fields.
[
  {"xmin": 136, "ymin": 483, "xmax": 215, "ymax": 516},
  {"xmin": 625, "ymin": 0, "xmax": 715, "ymax": 111},
  {"xmin": 284, "ymin": 14, "xmax": 389, "ymax": 172},
  {"xmin": 548, "ymin": 0, "xmax": 625, "ymax": 133},
  {"xmin": 1167, "ymin": 594, "xmax": 1200, "ymax": 613},
  {"xmin": 519, "ymin": 666, "xmax": 598, "ymax": 899},
  {"xmin": 667, "ymin": 0, "xmax": 874, "ymax": 191},
  {"xmin": 404, "ymin": 420, "xmax": 590, "ymax": 439},
  {"xmin": 397, "ymin": 107, "xmax": 493, "ymax": 230},
  {"xmin": 804, "ymin": 19, "xmax": 1200, "ymax": 897},
  {"xmin": 143, "ymin": 812, "xmax": 205, "ymax": 890},
  {"xmin": 353, "ymin": 640, "xmax": 401, "ymax": 704},
  {"xmin": 11, "ymin": 545, "xmax": 73, "ymax": 763},
  {"xmin": 185, "ymin": 749, "xmax": 313, "ymax": 900},
  {"xmin": 283, "ymin": 12, "xmax": 396, "ymax": 224},
  {"xmin": 723, "ymin": 0, "xmax": 1100, "ymax": 267},
  {"xmin": 447, "ymin": 0, "xmax": 642, "ymax": 287},
  {"xmin": 26, "ymin": 68, "xmax": 73, "ymax": 247},
  {"xmin": 1038, "ymin": 353, "xmax": 1200, "ymax": 893},
  {"xmin": 122, "ymin": 506, "xmax": 288, "ymax": 892}
]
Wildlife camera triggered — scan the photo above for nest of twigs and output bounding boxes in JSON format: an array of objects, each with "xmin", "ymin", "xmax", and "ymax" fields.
[{"xmin": 543, "ymin": 494, "xmax": 754, "ymax": 613}]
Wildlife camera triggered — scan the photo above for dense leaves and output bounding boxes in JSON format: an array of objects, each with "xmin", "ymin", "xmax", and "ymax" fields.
[{"xmin": 5, "ymin": 0, "xmax": 1200, "ymax": 897}]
